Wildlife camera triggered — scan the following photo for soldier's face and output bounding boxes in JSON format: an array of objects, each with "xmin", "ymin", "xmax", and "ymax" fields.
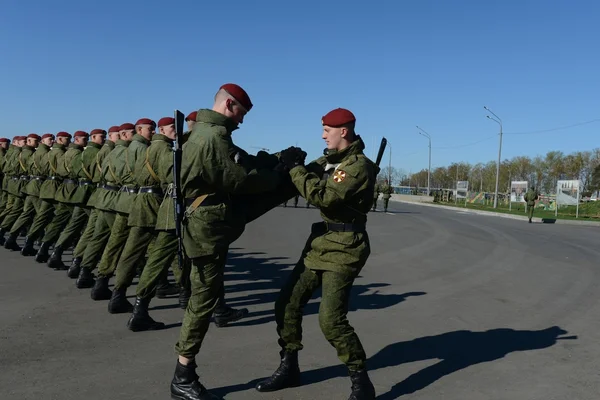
[
  {"xmin": 56, "ymin": 137, "xmax": 69, "ymax": 145},
  {"xmin": 91, "ymin": 134, "xmax": 105, "ymax": 145},
  {"xmin": 109, "ymin": 132, "xmax": 120, "ymax": 142},
  {"xmin": 0, "ymin": 143, "xmax": 7, "ymax": 150},
  {"xmin": 137, "ymin": 124, "xmax": 155, "ymax": 140},
  {"xmin": 42, "ymin": 137, "xmax": 54, "ymax": 147},
  {"xmin": 75, "ymin": 137, "xmax": 88, "ymax": 147},
  {"xmin": 322, "ymin": 125, "xmax": 347, "ymax": 150},
  {"xmin": 161, "ymin": 124, "xmax": 176, "ymax": 140},
  {"xmin": 121, "ymin": 130, "xmax": 135, "ymax": 141},
  {"xmin": 226, "ymin": 99, "xmax": 247, "ymax": 126},
  {"xmin": 186, "ymin": 120, "xmax": 195, "ymax": 131},
  {"xmin": 27, "ymin": 138, "xmax": 39, "ymax": 148}
]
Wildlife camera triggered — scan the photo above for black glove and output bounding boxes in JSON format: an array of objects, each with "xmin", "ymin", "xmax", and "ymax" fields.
[{"xmin": 279, "ymin": 146, "xmax": 306, "ymax": 169}]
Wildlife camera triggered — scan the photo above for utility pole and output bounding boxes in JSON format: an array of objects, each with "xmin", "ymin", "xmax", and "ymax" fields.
[
  {"xmin": 416, "ymin": 126, "xmax": 432, "ymax": 196},
  {"xmin": 484, "ymin": 106, "xmax": 503, "ymax": 208}
]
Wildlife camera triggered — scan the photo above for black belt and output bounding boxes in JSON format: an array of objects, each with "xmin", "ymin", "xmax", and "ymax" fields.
[
  {"xmin": 120, "ymin": 186, "xmax": 138, "ymax": 194},
  {"xmin": 184, "ymin": 194, "xmax": 225, "ymax": 207},
  {"xmin": 63, "ymin": 179, "xmax": 77, "ymax": 185},
  {"xmin": 11, "ymin": 176, "xmax": 19, "ymax": 181},
  {"xmin": 103, "ymin": 184, "xmax": 120, "ymax": 191},
  {"xmin": 321, "ymin": 221, "xmax": 366, "ymax": 233},
  {"xmin": 79, "ymin": 180, "xmax": 94, "ymax": 187},
  {"xmin": 48, "ymin": 176, "xmax": 61, "ymax": 181},
  {"xmin": 32, "ymin": 175, "xmax": 45, "ymax": 181},
  {"xmin": 19, "ymin": 176, "xmax": 30, "ymax": 181},
  {"xmin": 139, "ymin": 186, "xmax": 163, "ymax": 196}
]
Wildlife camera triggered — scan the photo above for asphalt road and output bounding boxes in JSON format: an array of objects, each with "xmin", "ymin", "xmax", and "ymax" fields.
[{"xmin": 1, "ymin": 199, "xmax": 599, "ymax": 400}]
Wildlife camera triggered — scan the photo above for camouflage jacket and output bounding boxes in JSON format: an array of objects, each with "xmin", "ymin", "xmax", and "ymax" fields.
[
  {"xmin": 54, "ymin": 143, "xmax": 84, "ymax": 204},
  {"xmin": 70, "ymin": 141, "xmax": 103, "ymax": 205},
  {"xmin": 23, "ymin": 143, "xmax": 50, "ymax": 197},
  {"xmin": 86, "ymin": 140, "xmax": 114, "ymax": 207},
  {"xmin": 94, "ymin": 139, "xmax": 130, "ymax": 213},
  {"xmin": 129, "ymin": 134, "xmax": 173, "ymax": 228},
  {"xmin": 289, "ymin": 136, "xmax": 378, "ymax": 274},
  {"xmin": 111, "ymin": 134, "xmax": 151, "ymax": 214},
  {"xmin": 39, "ymin": 143, "xmax": 66, "ymax": 201}
]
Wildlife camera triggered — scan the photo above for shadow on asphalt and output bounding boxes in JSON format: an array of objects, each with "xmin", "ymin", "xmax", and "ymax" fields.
[{"xmin": 213, "ymin": 326, "xmax": 576, "ymax": 398}]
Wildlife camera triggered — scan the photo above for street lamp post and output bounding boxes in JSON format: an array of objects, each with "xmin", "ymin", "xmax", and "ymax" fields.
[
  {"xmin": 484, "ymin": 106, "xmax": 503, "ymax": 209},
  {"xmin": 416, "ymin": 126, "xmax": 432, "ymax": 196}
]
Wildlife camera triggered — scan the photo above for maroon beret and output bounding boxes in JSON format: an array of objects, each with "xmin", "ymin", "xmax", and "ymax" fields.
[
  {"xmin": 27, "ymin": 133, "xmax": 42, "ymax": 141},
  {"xmin": 74, "ymin": 131, "xmax": 89, "ymax": 138},
  {"xmin": 0, "ymin": 138, "xmax": 10, "ymax": 143},
  {"xmin": 158, "ymin": 117, "xmax": 175, "ymax": 127},
  {"xmin": 15, "ymin": 136, "xmax": 26, "ymax": 141},
  {"xmin": 42, "ymin": 133, "xmax": 55, "ymax": 140},
  {"xmin": 90, "ymin": 128, "xmax": 107, "ymax": 136},
  {"xmin": 108, "ymin": 126, "xmax": 121, "ymax": 133},
  {"xmin": 135, "ymin": 118, "xmax": 156, "ymax": 127},
  {"xmin": 119, "ymin": 123, "xmax": 135, "ymax": 131},
  {"xmin": 57, "ymin": 131, "xmax": 72, "ymax": 138},
  {"xmin": 220, "ymin": 83, "xmax": 253, "ymax": 111},
  {"xmin": 185, "ymin": 111, "xmax": 197, "ymax": 122},
  {"xmin": 322, "ymin": 108, "xmax": 356, "ymax": 127}
]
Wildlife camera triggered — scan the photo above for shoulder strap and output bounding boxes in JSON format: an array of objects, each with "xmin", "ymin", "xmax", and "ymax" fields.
[
  {"xmin": 18, "ymin": 153, "xmax": 26, "ymax": 173},
  {"xmin": 32, "ymin": 153, "xmax": 41, "ymax": 173},
  {"xmin": 125, "ymin": 148, "xmax": 133, "ymax": 174},
  {"xmin": 81, "ymin": 159, "xmax": 93, "ymax": 180},
  {"xmin": 108, "ymin": 159, "xmax": 119, "ymax": 183},
  {"xmin": 95, "ymin": 152, "xmax": 102, "ymax": 173},
  {"xmin": 144, "ymin": 148, "xmax": 160, "ymax": 182}
]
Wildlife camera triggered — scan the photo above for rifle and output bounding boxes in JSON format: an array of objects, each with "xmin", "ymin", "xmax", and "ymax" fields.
[
  {"xmin": 173, "ymin": 110, "xmax": 186, "ymax": 269},
  {"xmin": 375, "ymin": 137, "xmax": 387, "ymax": 167}
]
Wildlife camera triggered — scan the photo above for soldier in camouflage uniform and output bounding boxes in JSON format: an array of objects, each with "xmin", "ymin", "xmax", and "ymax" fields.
[
  {"xmin": 4, "ymin": 134, "xmax": 52, "ymax": 251},
  {"xmin": 169, "ymin": 84, "xmax": 303, "ymax": 400},
  {"xmin": 43, "ymin": 131, "xmax": 90, "ymax": 268},
  {"xmin": 67, "ymin": 126, "xmax": 119, "ymax": 278},
  {"xmin": 30, "ymin": 132, "xmax": 71, "ymax": 259},
  {"xmin": 34, "ymin": 131, "xmax": 88, "ymax": 263},
  {"xmin": 49, "ymin": 130, "xmax": 104, "ymax": 270},
  {"xmin": 381, "ymin": 179, "xmax": 393, "ymax": 212},
  {"xmin": 0, "ymin": 136, "xmax": 20, "ymax": 227},
  {"xmin": 372, "ymin": 182, "xmax": 380, "ymax": 211},
  {"xmin": 76, "ymin": 123, "xmax": 135, "ymax": 289},
  {"xmin": 256, "ymin": 108, "xmax": 377, "ymax": 400},
  {"xmin": 0, "ymin": 138, "xmax": 10, "ymax": 218},
  {"xmin": 0, "ymin": 135, "xmax": 32, "ymax": 245},
  {"xmin": 525, "ymin": 186, "xmax": 539, "ymax": 223}
]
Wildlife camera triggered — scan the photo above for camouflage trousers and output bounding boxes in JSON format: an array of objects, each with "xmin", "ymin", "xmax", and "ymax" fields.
[
  {"xmin": 56, "ymin": 206, "xmax": 89, "ymax": 248},
  {"xmin": 0, "ymin": 190, "xmax": 8, "ymax": 221},
  {"xmin": 113, "ymin": 226, "xmax": 155, "ymax": 291},
  {"xmin": 73, "ymin": 208, "xmax": 98, "ymax": 258},
  {"xmin": 275, "ymin": 261, "xmax": 367, "ymax": 372},
  {"xmin": 9, "ymin": 195, "xmax": 40, "ymax": 236},
  {"xmin": 528, "ymin": 204, "xmax": 535, "ymax": 220},
  {"xmin": 175, "ymin": 249, "xmax": 228, "ymax": 359},
  {"xmin": 96, "ymin": 213, "xmax": 130, "ymax": 278},
  {"xmin": 0, "ymin": 194, "xmax": 24, "ymax": 230},
  {"xmin": 136, "ymin": 230, "xmax": 186, "ymax": 299},
  {"xmin": 27, "ymin": 199, "xmax": 54, "ymax": 241},
  {"xmin": 80, "ymin": 210, "xmax": 116, "ymax": 271},
  {"xmin": 41, "ymin": 202, "xmax": 73, "ymax": 244}
]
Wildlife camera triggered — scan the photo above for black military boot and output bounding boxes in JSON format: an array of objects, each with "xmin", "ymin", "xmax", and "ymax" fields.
[
  {"xmin": 20, "ymin": 236, "xmax": 37, "ymax": 256},
  {"xmin": 0, "ymin": 228, "xmax": 7, "ymax": 245},
  {"xmin": 255, "ymin": 350, "xmax": 301, "ymax": 392},
  {"xmin": 75, "ymin": 267, "xmax": 95, "ymax": 289},
  {"xmin": 213, "ymin": 306, "xmax": 249, "ymax": 328},
  {"xmin": 90, "ymin": 276, "xmax": 112, "ymax": 300},
  {"xmin": 67, "ymin": 257, "xmax": 82, "ymax": 279},
  {"xmin": 179, "ymin": 287, "xmax": 191, "ymax": 309},
  {"xmin": 107, "ymin": 288, "xmax": 133, "ymax": 314},
  {"xmin": 348, "ymin": 369, "xmax": 376, "ymax": 400},
  {"xmin": 156, "ymin": 274, "xmax": 180, "ymax": 298},
  {"xmin": 170, "ymin": 360, "xmax": 223, "ymax": 400},
  {"xmin": 126, "ymin": 297, "xmax": 165, "ymax": 332},
  {"xmin": 34, "ymin": 242, "xmax": 52, "ymax": 263},
  {"xmin": 48, "ymin": 245, "xmax": 67, "ymax": 270},
  {"xmin": 4, "ymin": 233, "xmax": 21, "ymax": 251}
]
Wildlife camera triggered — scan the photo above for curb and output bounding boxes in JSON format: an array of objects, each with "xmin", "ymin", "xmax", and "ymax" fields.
[{"xmin": 393, "ymin": 200, "xmax": 600, "ymax": 227}]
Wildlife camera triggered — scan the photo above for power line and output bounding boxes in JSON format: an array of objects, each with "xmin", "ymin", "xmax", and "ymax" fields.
[
  {"xmin": 432, "ymin": 135, "xmax": 497, "ymax": 149},
  {"xmin": 504, "ymin": 119, "xmax": 600, "ymax": 135}
]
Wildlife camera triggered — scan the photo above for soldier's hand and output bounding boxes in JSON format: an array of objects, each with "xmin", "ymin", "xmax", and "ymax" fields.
[{"xmin": 279, "ymin": 147, "xmax": 306, "ymax": 169}]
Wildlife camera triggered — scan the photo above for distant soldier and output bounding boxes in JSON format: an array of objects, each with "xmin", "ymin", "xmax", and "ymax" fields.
[
  {"xmin": 0, "ymin": 135, "xmax": 30, "ymax": 245},
  {"xmin": 525, "ymin": 186, "xmax": 539, "ymax": 223},
  {"xmin": 372, "ymin": 182, "xmax": 380, "ymax": 211},
  {"xmin": 381, "ymin": 179, "xmax": 393, "ymax": 212},
  {"xmin": 0, "ymin": 138, "xmax": 10, "ymax": 218}
]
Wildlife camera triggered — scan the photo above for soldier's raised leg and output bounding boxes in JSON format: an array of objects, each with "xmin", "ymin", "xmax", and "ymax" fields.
[
  {"xmin": 48, "ymin": 206, "xmax": 89, "ymax": 270},
  {"xmin": 35, "ymin": 202, "xmax": 73, "ymax": 263},
  {"xmin": 4, "ymin": 195, "xmax": 39, "ymax": 251},
  {"xmin": 25, "ymin": 199, "xmax": 54, "ymax": 257},
  {"xmin": 68, "ymin": 208, "xmax": 98, "ymax": 278},
  {"xmin": 0, "ymin": 195, "xmax": 25, "ymax": 245},
  {"xmin": 76, "ymin": 210, "xmax": 115, "ymax": 290}
]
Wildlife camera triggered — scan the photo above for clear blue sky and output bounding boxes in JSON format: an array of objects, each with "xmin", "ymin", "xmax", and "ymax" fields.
[{"xmin": 1, "ymin": 0, "xmax": 598, "ymax": 174}]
